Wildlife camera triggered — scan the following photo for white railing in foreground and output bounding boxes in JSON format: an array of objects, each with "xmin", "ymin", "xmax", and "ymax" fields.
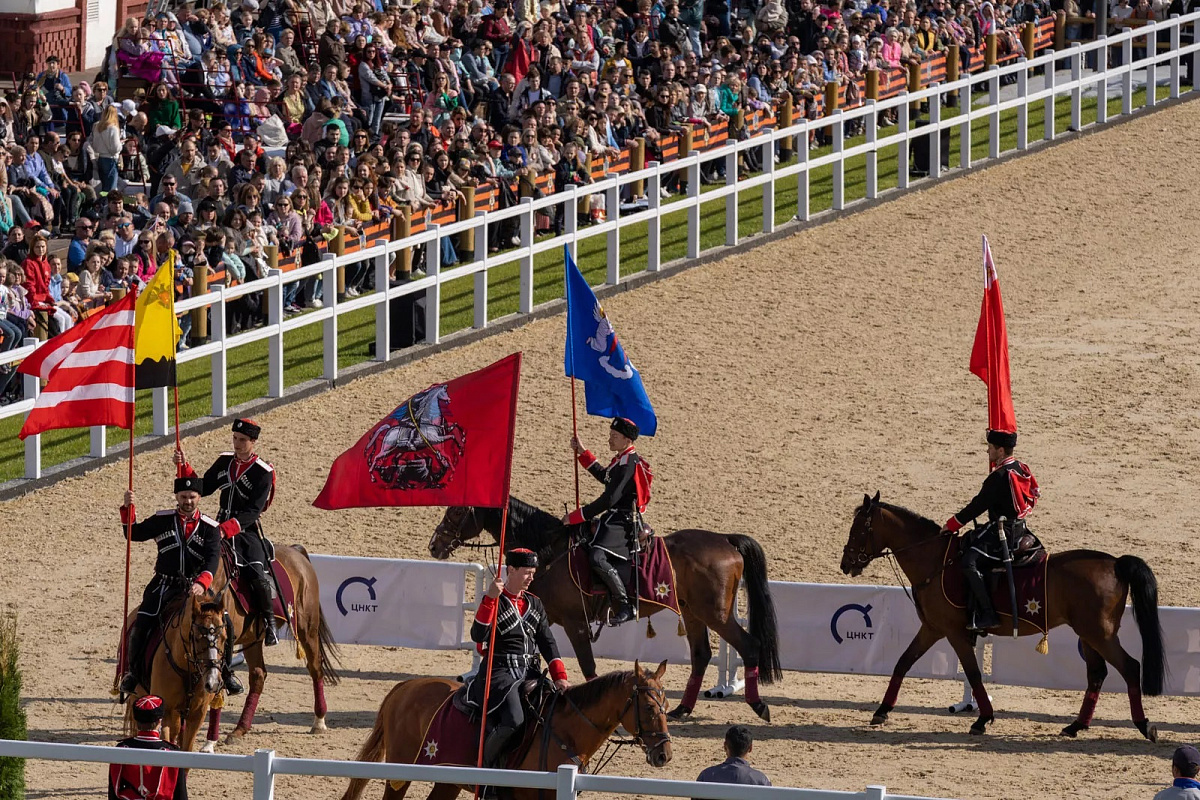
[
  {"xmin": 4, "ymin": 12, "xmax": 1198, "ymax": 483},
  {"xmin": 0, "ymin": 739, "xmax": 952, "ymax": 800}
]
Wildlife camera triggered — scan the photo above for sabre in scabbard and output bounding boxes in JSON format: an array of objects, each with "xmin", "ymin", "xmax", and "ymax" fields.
[{"xmin": 997, "ymin": 516, "xmax": 1019, "ymax": 639}]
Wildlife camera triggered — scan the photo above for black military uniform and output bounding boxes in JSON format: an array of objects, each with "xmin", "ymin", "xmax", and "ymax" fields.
[
  {"xmin": 192, "ymin": 419, "xmax": 278, "ymax": 647},
  {"xmin": 465, "ymin": 549, "xmax": 569, "ymax": 768},
  {"xmin": 566, "ymin": 417, "xmax": 652, "ymax": 624},
  {"xmin": 109, "ymin": 695, "xmax": 188, "ymax": 800},
  {"xmin": 119, "ymin": 475, "xmax": 221, "ymax": 695},
  {"xmin": 943, "ymin": 429, "xmax": 1040, "ymax": 631}
]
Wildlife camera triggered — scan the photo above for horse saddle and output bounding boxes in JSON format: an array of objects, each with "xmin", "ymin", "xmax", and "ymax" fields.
[
  {"xmin": 967, "ymin": 520, "xmax": 1046, "ymax": 570},
  {"xmin": 452, "ymin": 677, "xmax": 550, "ymax": 725},
  {"xmin": 226, "ymin": 555, "xmax": 296, "ymax": 624}
]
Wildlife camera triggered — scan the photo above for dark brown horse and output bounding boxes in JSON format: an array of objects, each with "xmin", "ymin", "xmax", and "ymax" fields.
[
  {"xmin": 430, "ymin": 498, "xmax": 782, "ymax": 721},
  {"xmin": 340, "ymin": 662, "xmax": 671, "ymax": 800},
  {"xmin": 840, "ymin": 492, "xmax": 1165, "ymax": 739}
]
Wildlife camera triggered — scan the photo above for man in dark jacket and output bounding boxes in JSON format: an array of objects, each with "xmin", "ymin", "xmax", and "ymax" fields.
[{"xmin": 696, "ymin": 725, "xmax": 772, "ymax": 787}]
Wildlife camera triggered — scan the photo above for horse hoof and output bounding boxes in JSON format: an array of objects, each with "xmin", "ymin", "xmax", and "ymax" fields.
[
  {"xmin": 1135, "ymin": 720, "xmax": 1159, "ymax": 742},
  {"xmin": 309, "ymin": 717, "xmax": 328, "ymax": 734},
  {"xmin": 200, "ymin": 740, "xmax": 217, "ymax": 754},
  {"xmin": 870, "ymin": 703, "xmax": 894, "ymax": 726},
  {"xmin": 870, "ymin": 714, "xmax": 888, "ymax": 726},
  {"xmin": 750, "ymin": 701, "xmax": 770, "ymax": 722},
  {"xmin": 223, "ymin": 729, "xmax": 246, "ymax": 745},
  {"xmin": 969, "ymin": 715, "xmax": 994, "ymax": 736},
  {"xmin": 667, "ymin": 706, "xmax": 693, "ymax": 721},
  {"xmin": 1060, "ymin": 722, "xmax": 1088, "ymax": 738}
]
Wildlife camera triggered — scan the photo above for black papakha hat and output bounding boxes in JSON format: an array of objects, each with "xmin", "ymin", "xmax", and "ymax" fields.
[
  {"xmin": 611, "ymin": 417, "xmax": 639, "ymax": 440},
  {"xmin": 174, "ymin": 476, "xmax": 201, "ymax": 494},
  {"xmin": 986, "ymin": 429, "xmax": 1017, "ymax": 449},
  {"xmin": 232, "ymin": 418, "xmax": 261, "ymax": 439},
  {"xmin": 506, "ymin": 548, "xmax": 539, "ymax": 569}
]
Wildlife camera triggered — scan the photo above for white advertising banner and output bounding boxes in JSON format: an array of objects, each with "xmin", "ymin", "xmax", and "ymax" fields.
[
  {"xmin": 552, "ymin": 617, "xmax": 693, "ymax": 666},
  {"xmin": 310, "ymin": 554, "xmax": 473, "ymax": 649}
]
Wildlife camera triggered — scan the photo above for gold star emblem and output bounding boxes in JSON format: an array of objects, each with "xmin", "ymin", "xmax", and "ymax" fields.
[
  {"xmin": 655, "ymin": 582, "xmax": 670, "ymax": 599},
  {"xmin": 1025, "ymin": 599, "xmax": 1042, "ymax": 615},
  {"xmin": 423, "ymin": 740, "xmax": 439, "ymax": 759}
]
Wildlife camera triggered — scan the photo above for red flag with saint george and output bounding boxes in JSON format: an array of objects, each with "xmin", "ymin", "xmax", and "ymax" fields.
[
  {"xmin": 969, "ymin": 236, "xmax": 1017, "ymax": 434},
  {"xmin": 313, "ymin": 353, "xmax": 522, "ymax": 509}
]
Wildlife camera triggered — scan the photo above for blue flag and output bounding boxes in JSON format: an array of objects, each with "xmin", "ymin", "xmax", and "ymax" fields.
[{"xmin": 563, "ymin": 247, "xmax": 658, "ymax": 436}]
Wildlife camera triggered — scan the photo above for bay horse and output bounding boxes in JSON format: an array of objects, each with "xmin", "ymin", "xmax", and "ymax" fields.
[
  {"xmin": 340, "ymin": 661, "xmax": 672, "ymax": 800},
  {"xmin": 430, "ymin": 498, "xmax": 782, "ymax": 721},
  {"xmin": 840, "ymin": 492, "xmax": 1165, "ymax": 739},
  {"xmin": 125, "ymin": 592, "xmax": 228, "ymax": 752}
]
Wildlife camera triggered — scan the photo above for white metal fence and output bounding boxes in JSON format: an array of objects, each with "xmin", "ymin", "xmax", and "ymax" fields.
[
  {"xmin": 3, "ymin": 12, "xmax": 1198, "ymax": 483},
  {"xmin": 0, "ymin": 739, "xmax": 952, "ymax": 800}
]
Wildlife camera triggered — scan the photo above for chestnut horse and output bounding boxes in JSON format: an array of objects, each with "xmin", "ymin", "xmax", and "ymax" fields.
[
  {"xmin": 840, "ymin": 492, "xmax": 1165, "ymax": 739},
  {"xmin": 430, "ymin": 498, "xmax": 782, "ymax": 721},
  {"xmin": 125, "ymin": 592, "xmax": 228, "ymax": 752},
  {"xmin": 340, "ymin": 662, "xmax": 672, "ymax": 800}
]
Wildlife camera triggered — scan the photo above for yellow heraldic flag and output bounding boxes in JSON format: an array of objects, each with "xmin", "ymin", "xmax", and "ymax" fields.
[{"xmin": 134, "ymin": 253, "xmax": 182, "ymax": 389}]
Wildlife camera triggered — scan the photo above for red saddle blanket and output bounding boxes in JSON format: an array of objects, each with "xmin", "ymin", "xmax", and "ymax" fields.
[
  {"xmin": 941, "ymin": 538, "xmax": 1050, "ymax": 633},
  {"xmin": 229, "ymin": 557, "xmax": 296, "ymax": 628},
  {"xmin": 568, "ymin": 536, "xmax": 681, "ymax": 616},
  {"xmin": 414, "ymin": 694, "xmax": 527, "ymax": 769}
]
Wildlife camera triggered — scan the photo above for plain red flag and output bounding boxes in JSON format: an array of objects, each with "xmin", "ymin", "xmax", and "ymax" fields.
[
  {"xmin": 969, "ymin": 236, "xmax": 1017, "ymax": 433},
  {"xmin": 17, "ymin": 290, "xmax": 137, "ymax": 439},
  {"xmin": 313, "ymin": 353, "xmax": 522, "ymax": 509}
]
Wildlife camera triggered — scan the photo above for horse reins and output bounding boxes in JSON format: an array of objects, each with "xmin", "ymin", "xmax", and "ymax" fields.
[{"xmin": 552, "ymin": 679, "xmax": 671, "ymax": 775}]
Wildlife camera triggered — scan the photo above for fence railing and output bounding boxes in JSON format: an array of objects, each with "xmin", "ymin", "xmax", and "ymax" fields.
[
  {"xmin": 0, "ymin": 739, "xmax": 952, "ymax": 800},
  {"xmin": 3, "ymin": 11, "xmax": 1198, "ymax": 484}
]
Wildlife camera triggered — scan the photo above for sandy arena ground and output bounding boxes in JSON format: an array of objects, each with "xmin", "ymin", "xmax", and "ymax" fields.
[{"xmin": 5, "ymin": 100, "xmax": 1200, "ymax": 800}]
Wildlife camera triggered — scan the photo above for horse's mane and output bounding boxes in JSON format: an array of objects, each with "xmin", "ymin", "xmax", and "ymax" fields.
[
  {"xmin": 871, "ymin": 500, "xmax": 942, "ymax": 534},
  {"xmin": 562, "ymin": 670, "xmax": 632, "ymax": 709}
]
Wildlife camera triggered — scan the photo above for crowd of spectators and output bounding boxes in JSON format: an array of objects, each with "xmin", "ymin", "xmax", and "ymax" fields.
[{"xmin": 0, "ymin": 0, "xmax": 1079, "ymax": 405}]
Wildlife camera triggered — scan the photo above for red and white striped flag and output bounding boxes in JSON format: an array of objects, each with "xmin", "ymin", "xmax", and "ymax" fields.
[{"xmin": 17, "ymin": 290, "xmax": 137, "ymax": 439}]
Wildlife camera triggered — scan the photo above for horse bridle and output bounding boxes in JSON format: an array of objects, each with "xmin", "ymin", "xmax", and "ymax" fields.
[
  {"xmin": 429, "ymin": 506, "xmax": 495, "ymax": 556},
  {"xmin": 842, "ymin": 506, "xmax": 883, "ymax": 569},
  {"xmin": 560, "ymin": 679, "xmax": 672, "ymax": 769}
]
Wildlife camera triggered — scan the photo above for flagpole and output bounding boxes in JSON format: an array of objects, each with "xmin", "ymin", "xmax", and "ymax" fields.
[
  {"xmin": 569, "ymin": 378, "xmax": 580, "ymax": 510},
  {"xmin": 474, "ymin": 353, "xmax": 522, "ymax": 799},
  {"xmin": 117, "ymin": 285, "xmax": 140, "ymax": 691},
  {"xmin": 564, "ymin": 248, "xmax": 580, "ymax": 510}
]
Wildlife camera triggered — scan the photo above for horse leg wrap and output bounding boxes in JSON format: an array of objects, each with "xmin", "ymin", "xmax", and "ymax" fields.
[
  {"xmin": 681, "ymin": 675, "xmax": 703, "ymax": 711},
  {"xmin": 1079, "ymin": 690, "xmax": 1100, "ymax": 726},
  {"xmin": 882, "ymin": 675, "xmax": 904, "ymax": 708},
  {"xmin": 313, "ymin": 676, "xmax": 328, "ymax": 718},
  {"xmin": 744, "ymin": 667, "xmax": 761, "ymax": 705},
  {"xmin": 1127, "ymin": 687, "xmax": 1146, "ymax": 723},
  {"xmin": 237, "ymin": 692, "xmax": 261, "ymax": 732},
  {"xmin": 207, "ymin": 708, "xmax": 222, "ymax": 742}
]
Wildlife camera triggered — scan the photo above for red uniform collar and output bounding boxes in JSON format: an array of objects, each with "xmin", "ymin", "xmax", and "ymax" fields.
[
  {"xmin": 134, "ymin": 731, "xmax": 162, "ymax": 741},
  {"xmin": 610, "ymin": 445, "xmax": 636, "ymax": 463},
  {"xmin": 177, "ymin": 509, "xmax": 200, "ymax": 523},
  {"xmin": 990, "ymin": 455, "xmax": 1018, "ymax": 472}
]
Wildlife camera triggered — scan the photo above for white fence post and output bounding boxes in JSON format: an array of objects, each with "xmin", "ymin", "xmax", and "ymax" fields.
[
  {"xmin": 22, "ymin": 338, "xmax": 40, "ymax": 479},
  {"xmin": 958, "ymin": 80, "xmax": 972, "ymax": 170},
  {"xmin": 426, "ymin": 226, "xmax": 442, "ymax": 345},
  {"xmin": 686, "ymin": 160, "xmax": 701, "ymax": 259},
  {"xmin": 90, "ymin": 426, "xmax": 106, "ymax": 458},
  {"xmin": 152, "ymin": 386, "xmax": 169, "ymax": 436},
  {"xmin": 556, "ymin": 763, "xmax": 578, "ymax": 800},
  {"xmin": 1017, "ymin": 61, "xmax": 1029, "ymax": 150},
  {"xmin": 724, "ymin": 147, "xmax": 739, "ymax": 247},
  {"xmin": 928, "ymin": 98, "xmax": 942, "ymax": 181},
  {"xmin": 1122, "ymin": 37, "xmax": 1135, "ymax": 114},
  {"xmin": 897, "ymin": 99, "xmax": 910, "ymax": 190},
  {"xmin": 865, "ymin": 101, "xmax": 878, "ymax": 199},
  {"xmin": 321, "ymin": 255, "xmax": 338, "ymax": 382},
  {"xmin": 473, "ymin": 211, "xmax": 489, "ymax": 330},
  {"xmin": 1044, "ymin": 56, "xmax": 1057, "ymax": 140},
  {"xmin": 831, "ymin": 110, "xmax": 845, "ymax": 210},
  {"xmin": 374, "ymin": 250, "xmax": 391, "ymax": 362},
  {"xmin": 519, "ymin": 198, "xmax": 535, "ymax": 314},
  {"xmin": 646, "ymin": 164, "xmax": 662, "ymax": 273},
  {"xmin": 563, "ymin": 186, "xmax": 578, "ymax": 265},
  {"xmin": 211, "ymin": 286, "xmax": 227, "ymax": 417},
  {"xmin": 606, "ymin": 179, "xmax": 621, "ymax": 285},
  {"xmin": 252, "ymin": 748, "xmax": 275, "ymax": 800},
  {"xmin": 796, "ymin": 122, "xmax": 810, "ymax": 221},
  {"xmin": 267, "ymin": 269, "xmax": 284, "ymax": 397},
  {"xmin": 761, "ymin": 136, "xmax": 775, "ymax": 234},
  {"xmin": 865, "ymin": 785, "xmax": 887, "ymax": 800},
  {"xmin": 988, "ymin": 67, "xmax": 1001, "ymax": 159},
  {"xmin": 1096, "ymin": 38, "xmax": 1110, "ymax": 123},
  {"xmin": 1070, "ymin": 47, "xmax": 1083, "ymax": 130},
  {"xmin": 1170, "ymin": 16, "xmax": 1182, "ymax": 98}
]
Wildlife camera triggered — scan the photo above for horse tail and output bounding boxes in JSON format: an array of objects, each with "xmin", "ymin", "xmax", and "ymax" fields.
[
  {"xmin": 339, "ymin": 689, "xmax": 393, "ymax": 800},
  {"xmin": 1116, "ymin": 555, "xmax": 1166, "ymax": 696},
  {"xmin": 295, "ymin": 545, "xmax": 343, "ymax": 686},
  {"xmin": 727, "ymin": 534, "xmax": 783, "ymax": 684}
]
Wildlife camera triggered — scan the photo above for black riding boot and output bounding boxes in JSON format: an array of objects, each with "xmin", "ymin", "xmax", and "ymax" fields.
[
  {"xmin": 963, "ymin": 561, "xmax": 1000, "ymax": 632},
  {"xmin": 482, "ymin": 725, "xmax": 517, "ymax": 768},
  {"xmin": 120, "ymin": 618, "xmax": 152, "ymax": 694},
  {"xmin": 596, "ymin": 566, "xmax": 634, "ymax": 625},
  {"xmin": 250, "ymin": 574, "xmax": 278, "ymax": 647},
  {"xmin": 222, "ymin": 613, "xmax": 244, "ymax": 695}
]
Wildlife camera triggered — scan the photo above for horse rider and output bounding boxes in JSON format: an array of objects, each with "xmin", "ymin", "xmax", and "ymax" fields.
[
  {"xmin": 109, "ymin": 695, "xmax": 189, "ymax": 800},
  {"xmin": 939, "ymin": 429, "xmax": 1040, "ymax": 632},
  {"xmin": 174, "ymin": 419, "xmax": 278, "ymax": 652},
  {"xmin": 117, "ymin": 475, "xmax": 221, "ymax": 695},
  {"xmin": 466, "ymin": 548, "xmax": 571, "ymax": 770},
  {"xmin": 562, "ymin": 417, "xmax": 653, "ymax": 625}
]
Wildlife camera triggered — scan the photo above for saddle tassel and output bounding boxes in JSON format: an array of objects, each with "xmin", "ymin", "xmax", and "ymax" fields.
[
  {"xmin": 645, "ymin": 618, "xmax": 656, "ymax": 639},
  {"xmin": 1036, "ymin": 634, "xmax": 1049, "ymax": 655},
  {"xmin": 210, "ymin": 691, "xmax": 226, "ymax": 710}
]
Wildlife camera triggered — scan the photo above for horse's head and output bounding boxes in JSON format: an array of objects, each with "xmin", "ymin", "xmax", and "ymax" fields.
[
  {"xmin": 841, "ymin": 491, "xmax": 884, "ymax": 577},
  {"xmin": 429, "ymin": 506, "xmax": 486, "ymax": 559},
  {"xmin": 625, "ymin": 660, "xmax": 672, "ymax": 768},
  {"xmin": 188, "ymin": 593, "xmax": 228, "ymax": 695}
]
